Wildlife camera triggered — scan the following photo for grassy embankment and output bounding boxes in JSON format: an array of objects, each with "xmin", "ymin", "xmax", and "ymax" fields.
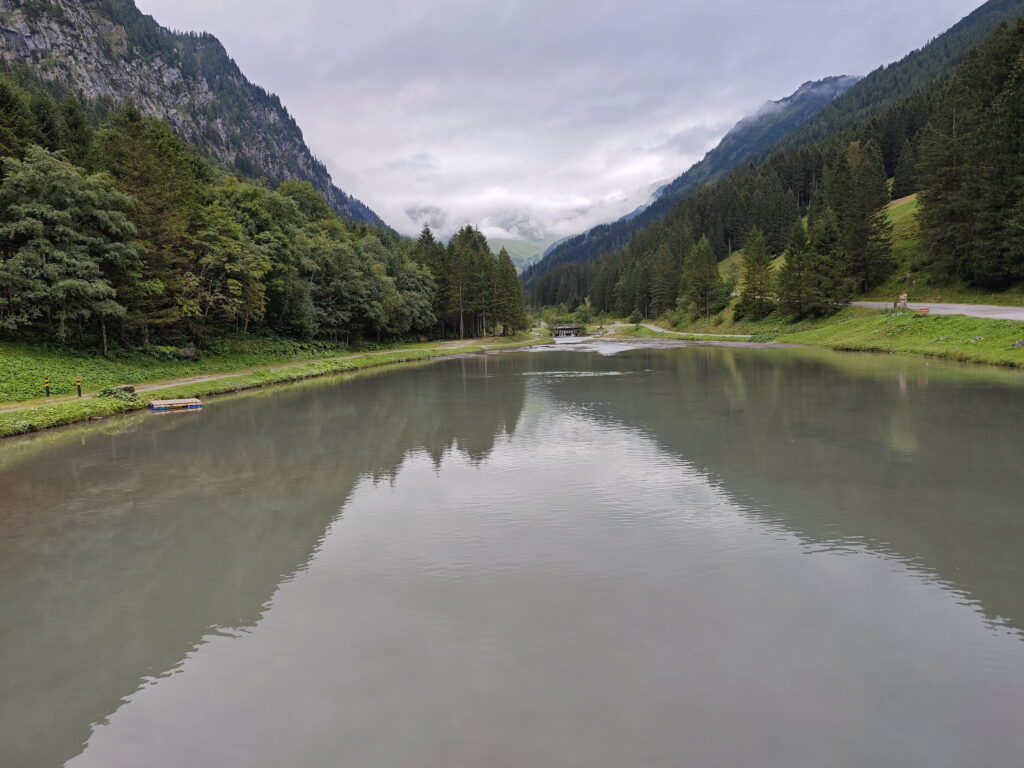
[
  {"xmin": 609, "ymin": 326, "xmax": 754, "ymax": 343},
  {"xmin": 0, "ymin": 334, "xmax": 548, "ymax": 438},
  {"xmin": 773, "ymin": 308, "xmax": 1024, "ymax": 366},
  {"xmin": 0, "ymin": 337, "xmax": 356, "ymax": 403},
  {"xmin": 655, "ymin": 195, "xmax": 1024, "ymax": 366}
]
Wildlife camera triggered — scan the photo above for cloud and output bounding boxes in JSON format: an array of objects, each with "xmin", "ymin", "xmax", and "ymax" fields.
[{"xmin": 135, "ymin": 0, "xmax": 984, "ymax": 238}]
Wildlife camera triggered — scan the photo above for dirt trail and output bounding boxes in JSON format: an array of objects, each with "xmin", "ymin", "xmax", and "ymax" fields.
[{"xmin": 604, "ymin": 323, "xmax": 752, "ymax": 339}]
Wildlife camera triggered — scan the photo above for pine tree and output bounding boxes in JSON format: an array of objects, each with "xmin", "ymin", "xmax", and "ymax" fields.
[
  {"xmin": 735, "ymin": 227, "xmax": 773, "ymax": 321},
  {"xmin": 59, "ymin": 96, "xmax": 92, "ymax": 164},
  {"xmin": 495, "ymin": 248, "xmax": 527, "ymax": 334},
  {"xmin": 919, "ymin": 19, "xmax": 1024, "ymax": 288},
  {"xmin": 805, "ymin": 208, "xmax": 852, "ymax": 316},
  {"xmin": 891, "ymin": 139, "xmax": 918, "ymax": 199},
  {"xmin": 679, "ymin": 236, "xmax": 725, "ymax": 319},
  {"xmin": 93, "ymin": 102, "xmax": 210, "ymax": 342},
  {"xmin": 0, "ymin": 80, "xmax": 35, "ymax": 157},
  {"xmin": 777, "ymin": 221, "xmax": 811, "ymax": 318},
  {"xmin": 827, "ymin": 141, "xmax": 894, "ymax": 292},
  {"xmin": 29, "ymin": 92, "xmax": 61, "ymax": 151},
  {"xmin": 648, "ymin": 243, "xmax": 681, "ymax": 317},
  {"xmin": 412, "ymin": 225, "xmax": 450, "ymax": 336}
]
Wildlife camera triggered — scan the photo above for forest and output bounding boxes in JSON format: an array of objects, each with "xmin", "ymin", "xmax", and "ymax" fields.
[
  {"xmin": 528, "ymin": 17, "xmax": 1024, "ymax": 321},
  {"xmin": 0, "ymin": 77, "xmax": 528, "ymax": 352}
]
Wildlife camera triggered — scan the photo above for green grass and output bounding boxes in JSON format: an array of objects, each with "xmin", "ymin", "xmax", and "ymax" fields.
[
  {"xmin": 612, "ymin": 326, "xmax": 749, "ymax": 343},
  {"xmin": 655, "ymin": 301, "xmax": 854, "ymax": 337},
  {"xmin": 718, "ymin": 250, "xmax": 744, "ymax": 280},
  {"xmin": 718, "ymin": 249, "xmax": 784, "ymax": 285},
  {"xmin": 717, "ymin": 196, "xmax": 1024, "ymax": 306},
  {"xmin": 0, "ymin": 336, "xmax": 357, "ymax": 403},
  {"xmin": 0, "ymin": 335, "xmax": 549, "ymax": 438},
  {"xmin": 773, "ymin": 308, "xmax": 1024, "ymax": 367},
  {"xmin": 488, "ymin": 237, "xmax": 559, "ymax": 273},
  {"xmin": 660, "ymin": 298, "xmax": 1024, "ymax": 367},
  {"xmin": 864, "ymin": 194, "xmax": 1024, "ymax": 305}
]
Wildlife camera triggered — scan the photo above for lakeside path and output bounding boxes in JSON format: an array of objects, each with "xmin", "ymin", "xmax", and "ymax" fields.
[
  {"xmin": 602, "ymin": 322, "xmax": 753, "ymax": 339},
  {"xmin": 0, "ymin": 337, "xmax": 492, "ymax": 416},
  {"xmin": 641, "ymin": 323, "xmax": 751, "ymax": 338},
  {"xmin": 853, "ymin": 301, "xmax": 1024, "ymax": 321}
]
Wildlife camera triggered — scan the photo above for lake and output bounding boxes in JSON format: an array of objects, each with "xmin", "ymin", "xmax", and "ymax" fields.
[{"xmin": 1, "ymin": 343, "xmax": 1023, "ymax": 767}]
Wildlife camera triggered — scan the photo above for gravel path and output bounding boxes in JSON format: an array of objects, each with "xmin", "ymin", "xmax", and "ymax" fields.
[{"xmin": 0, "ymin": 339, "xmax": 484, "ymax": 415}]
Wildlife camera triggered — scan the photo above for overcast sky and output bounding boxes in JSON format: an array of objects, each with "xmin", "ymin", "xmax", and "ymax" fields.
[{"xmin": 135, "ymin": 0, "xmax": 983, "ymax": 240}]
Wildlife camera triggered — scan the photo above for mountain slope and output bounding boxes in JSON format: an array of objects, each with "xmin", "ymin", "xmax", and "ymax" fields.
[
  {"xmin": 776, "ymin": 0, "xmax": 1024, "ymax": 153},
  {"xmin": 524, "ymin": 76, "xmax": 858, "ymax": 284},
  {"xmin": 526, "ymin": 0, "xmax": 1024, "ymax": 289},
  {"xmin": 0, "ymin": 0, "xmax": 385, "ymax": 227}
]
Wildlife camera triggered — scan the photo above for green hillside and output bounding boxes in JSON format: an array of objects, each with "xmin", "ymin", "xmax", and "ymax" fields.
[
  {"xmin": 488, "ymin": 238, "xmax": 557, "ymax": 273},
  {"xmin": 864, "ymin": 195, "xmax": 1024, "ymax": 305},
  {"xmin": 528, "ymin": 2, "xmax": 1024, "ymax": 314}
]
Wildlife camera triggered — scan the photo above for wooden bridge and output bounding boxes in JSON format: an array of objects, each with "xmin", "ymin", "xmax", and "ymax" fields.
[{"xmin": 551, "ymin": 325, "xmax": 584, "ymax": 338}]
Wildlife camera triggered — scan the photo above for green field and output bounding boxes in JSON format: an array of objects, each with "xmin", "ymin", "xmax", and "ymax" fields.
[
  {"xmin": 488, "ymin": 238, "xmax": 559, "ymax": 273},
  {"xmin": 0, "ymin": 335, "xmax": 549, "ymax": 438},
  {"xmin": 612, "ymin": 326, "xmax": 750, "ymax": 343},
  {"xmin": 0, "ymin": 337, "xmax": 357, "ymax": 403},
  {"xmin": 773, "ymin": 308, "xmax": 1024, "ymax": 367},
  {"xmin": 863, "ymin": 195, "xmax": 1024, "ymax": 305},
  {"xmin": 716, "ymin": 196, "xmax": 1024, "ymax": 306},
  {"xmin": 717, "ymin": 249, "xmax": 784, "ymax": 284}
]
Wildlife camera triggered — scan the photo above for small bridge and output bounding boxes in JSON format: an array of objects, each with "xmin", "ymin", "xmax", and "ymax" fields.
[{"xmin": 552, "ymin": 325, "xmax": 584, "ymax": 338}]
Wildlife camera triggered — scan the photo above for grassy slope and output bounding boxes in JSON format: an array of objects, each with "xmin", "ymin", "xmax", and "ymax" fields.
[
  {"xmin": 863, "ymin": 195, "xmax": 1024, "ymax": 305},
  {"xmin": 659, "ymin": 195, "xmax": 1024, "ymax": 366},
  {"xmin": 774, "ymin": 308, "xmax": 1024, "ymax": 367},
  {"xmin": 717, "ymin": 249, "xmax": 784, "ymax": 282},
  {"xmin": 488, "ymin": 238, "xmax": 558, "ymax": 273},
  {"xmin": 0, "ymin": 337, "xmax": 358, "ymax": 403},
  {"xmin": 0, "ymin": 335, "xmax": 549, "ymax": 438},
  {"xmin": 612, "ymin": 326, "xmax": 751, "ymax": 343}
]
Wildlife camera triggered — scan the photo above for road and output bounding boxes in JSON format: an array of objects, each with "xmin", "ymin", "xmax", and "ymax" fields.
[{"xmin": 852, "ymin": 302, "xmax": 1024, "ymax": 321}]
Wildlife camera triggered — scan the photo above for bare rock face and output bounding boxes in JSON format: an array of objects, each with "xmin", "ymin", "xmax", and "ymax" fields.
[{"xmin": 0, "ymin": 0, "xmax": 385, "ymax": 228}]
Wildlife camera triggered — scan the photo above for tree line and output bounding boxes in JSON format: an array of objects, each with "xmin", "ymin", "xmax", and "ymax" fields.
[
  {"xmin": 529, "ymin": 18, "xmax": 1024, "ymax": 319},
  {"xmin": 0, "ymin": 76, "xmax": 528, "ymax": 351},
  {"xmin": 413, "ymin": 225, "xmax": 528, "ymax": 339}
]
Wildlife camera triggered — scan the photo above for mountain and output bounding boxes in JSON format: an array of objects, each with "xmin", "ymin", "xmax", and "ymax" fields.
[
  {"xmin": 0, "ymin": 0, "xmax": 385, "ymax": 227},
  {"xmin": 524, "ymin": 76, "xmax": 858, "ymax": 285},
  {"xmin": 527, "ymin": 0, "xmax": 1024, "ymax": 292},
  {"xmin": 527, "ymin": 0, "xmax": 1024, "ymax": 312},
  {"xmin": 775, "ymin": 0, "xmax": 1024, "ymax": 153},
  {"xmin": 487, "ymin": 238, "xmax": 555, "ymax": 273}
]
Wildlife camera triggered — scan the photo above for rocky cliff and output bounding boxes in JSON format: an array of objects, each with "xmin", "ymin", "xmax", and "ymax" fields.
[{"xmin": 0, "ymin": 0, "xmax": 385, "ymax": 227}]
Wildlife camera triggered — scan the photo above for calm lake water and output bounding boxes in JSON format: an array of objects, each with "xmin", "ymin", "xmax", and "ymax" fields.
[{"xmin": 2, "ymin": 343, "xmax": 1023, "ymax": 767}]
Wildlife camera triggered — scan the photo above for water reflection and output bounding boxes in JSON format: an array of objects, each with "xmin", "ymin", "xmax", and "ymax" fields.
[
  {"xmin": 1, "ymin": 346, "xmax": 1023, "ymax": 767},
  {"xmin": 532, "ymin": 346, "xmax": 1024, "ymax": 634},
  {"xmin": 0, "ymin": 357, "xmax": 526, "ymax": 768}
]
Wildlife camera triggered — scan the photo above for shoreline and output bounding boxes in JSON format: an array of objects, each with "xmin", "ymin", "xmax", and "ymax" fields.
[
  {"xmin": 541, "ymin": 336, "xmax": 806, "ymax": 351},
  {"xmin": 610, "ymin": 308, "xmax": 1024, "ymax": 369},
  {"xmin": 0, "ymin": 337, "xmax": 550, "ymax": 440},
  {"xmin": 3, "ymin": 324, "xmax": 1021, "ymax": 440}
]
